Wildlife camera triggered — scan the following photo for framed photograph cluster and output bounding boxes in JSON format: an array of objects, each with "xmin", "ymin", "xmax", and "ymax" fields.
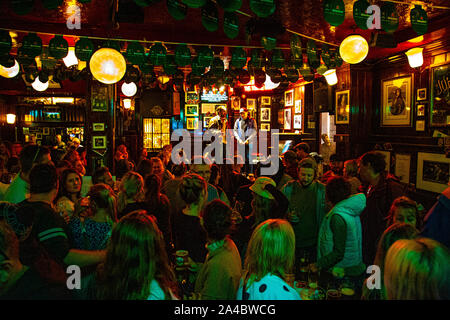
[
  {"xmin": 417, "ymin": 152, "xmax": 450, "ymax": 193},
  {"xmin": 381, "ymin": 75, "xmax": 412, "ymax": 127}
]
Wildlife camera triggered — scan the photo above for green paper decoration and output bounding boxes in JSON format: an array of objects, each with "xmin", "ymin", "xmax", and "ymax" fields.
[
  {"xmin": 182, "ymin": 0, "xmax": 206, "ymax": 8},
  {"xmin": 353, "ymin": 0, "xmax": 370, "ymax": 30},
  {"xmin": 261, "ymin": 36, "xmax": 277, "ymax": 51},
  {"xmin": 271, "ymin": 49, "xmax": 285, "ymax": 69},
  {"xmin": 410, "ymin": 5, "xmax": 428, "ymax": 36},
  {"xmin": 223, "ymin": 12, "xmax": 239, "ymax": 39},
  {"xmin": 0, "ymin": 30, "xmax": 12, "ymax": 56},
  {"xmin": 211, "ymin": 57, "xmax": 224, "ymax": 76},
  {"xmin": 11, "ymin": 0, "xmax": 34, "ymax": 15},
  {"xmin": 42, "ymin": 0, "xmax": 63, "ymax": 10},
  {"xmin": 21, "ymin": 33, "xmax": 42, "ymax": 58},
  {"xmin": 231, "ymin": 47, "xmax": 247, "ymax": 69},
  {"xmin": 381, "ymin": 2, "xmax": 399, "ymax": 33},
  {"xmin": 175, "ymin": 44, "xmax": 191, "ymax": 66},
  {"xmin": 49, "ymin": 35, "xmax": 68, "ymax": 60},
  {"xmin": 167, "ymin": 0, "xmax": 188, "ymax": 20},
  {"xmin": 217, "ymin": 0, "xmax": 241, "ymax": 12},
  {"xmin": 126, "ymin": 41, "xmax": 146, "ymax": 66},
  {"xmin": 202, "ymin": 1, "xmax": 219, "ymax": 32},
  {"xmin": 286, "ymin": 68, "xmax": 299, "ymax": 83},
  {"xmin": 149, "ymin": 42, "xmax": 167, "ymax": 66},
  {"xmin": 307, "ymin": 40, "xmax": 319, "ymax": 69},
  {"xmin": 164, "ymin": 54, "xmax": 178, "ymax": 75},
  {"xmin": 323, "ymin": 0, "xmax": 345, "ymax": 27},
  {"xmin": 321, "ymin": 44, "xmax": 331, "ymax": 67},
  {"xmin": 249, "ymin": 0, "xmax": 275, "ymax": 18},
  {"xmin": 197, "ymin": 47, "xmax": 214, "ymax": 67},
  {"xmin": 75, "ymin": 37, "xmax": 94, "ymax": 62},
  {"xmin": 191, "ymin": 56, "xmax": 205, "ymax": 75}
]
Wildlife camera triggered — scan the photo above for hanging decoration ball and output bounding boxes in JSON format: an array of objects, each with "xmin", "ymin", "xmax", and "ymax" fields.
[
  {"xmin": 339, "ymin": 34, "xmax": 369, "ymax": 64},
  {"xmin": 89, "ymin": 48, "xmax": 127, "ymax": 84},
  {"xmin": 149, "ymin": 42, "xmax": 167, "ymax": 66},
  {"xmin": 261, "ymin": 36, "xmax": 277, "ymax": 51},
  {"xmin": 0, "ymin": 59, "xmax": 20, "ymax": 78},
  {"xmin": 353, "ymin": 0, "xmax": 370, "ymax": 30},
  {"xmin": 202, "ymin": 1, "xmax": 219, "ymax": 32},
  {"xmin": 211, "ymin": 57, "xmax": 224, "ymax": 76},
  {"xmin": 191, "ymin": 56, "xmax": 205, "ymax": 75},
  {"xmin": 11, "ymin": 0, "xmax": 34, "ymax": 15},
  {"xmin": 48, "ymin": 35, "xmax": 68, "ymax": 60},
  {"xmin": 126, "ymin": 41, "xmax": 146, "ymax": 66},
  {"xmin": 410, "ymin": 5, "xmax": 428, "ymax": 36},
  {"xmin": 75, "ymin": 37, "xmax": 94, "ymax": 62},
  {"xmin": 167, "ymin": 0, "xmax": 188, "ymax": 20},
  {"xmin": 42, "ymin": 0, "xmax": 63, "ymax": 10},
  {"xmin": 286, "ymin": 68, "xmax": 299, "ymax": 83},
  {"xmin": 0, "ymin": 30, "xmax": 12, "ymax": 56},
  {"xmin": 249, "ymin": 0, "xmax": 275, "ymax": 18},
  {"xmin": 307, "ymin": 40, "xmax": 320, "ymax": 70},
  {"xmin": 271, "ymin": 49, "xmax": 285, "ymax": 69},
  {"xmin": 223, "ymin": 12, "xmax": 239, "ymax": 39},
  {"xmin": 277, "ymin": 75, "xmax": 290, "ymax": 91},
  {"xmin": 175, "ymin": 44, "xmax": 191, "ymax": 67},
  {"xmin": 21, "ymin": 33, "xmax": 42, "ymax": 58},
  {"xmin": 381, "ymin": 2, "xmax": 399, "ymax": 33},
  {"xmin": 231, "ymin": 47, "xmax": 247, "ymax": 69},
  {"xmin": 182, "ymin": 0, "xmax": 206, "ymax": 8},
  {"xmin": 323, "ymin": 0, "xmax": 345, "ymax": 27},
  {"xmin": 122, "ymin": 82, "xmax": 138, "ymax": 97},
  {"xmin": 238, "ymin": 69, "xmax": 250, "ymax": 84},
  {"xmin": 164, "ymin": 54, "xmax": 178, "ymax": 75},
  {"xmin": 32, "ymin": 76, "xmax": 49, "ymax": 92},
  {"xmin": 198, "ymin": 47, "xmax": 214, "ymax": 67}
]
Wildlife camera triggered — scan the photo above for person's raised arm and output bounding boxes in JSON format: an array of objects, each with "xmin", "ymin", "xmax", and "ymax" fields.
[{"xmin": 64, "ymin": 249, "xmax": 106, "ymax": 267}]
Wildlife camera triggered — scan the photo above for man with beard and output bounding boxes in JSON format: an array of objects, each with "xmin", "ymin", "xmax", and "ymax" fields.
[{"xmin": 282, "ymin": 158, "xmax": 327, "ymax": 265}]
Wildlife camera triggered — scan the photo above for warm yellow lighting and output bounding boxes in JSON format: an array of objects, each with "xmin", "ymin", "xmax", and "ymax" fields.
[
  {"xmin": 123, "ymin": 98, "xmax": 132, "ymax": 109},
  {"xmin": 6, "ymin": 114, "xmax": 16, "ymax": 124},
  {"xmin": 339, "ymin": 35, "xmax": 369, "ymax": 64},
  {"xmin": 408, "ymin": 36, "xmax": 424, "ymax": 43},
  {"xmin": 63, "ymin": 47, "xmax": 78, "ymax": 67},
  {"xmin": 405, "ymin": 47, "xmax": 424, "ymax": 68},
  {"xmin": 157, "ymin": 74, "xmax": 170, "ymax": 85},
  {"xmin": 53, "ymin": 97, "xmax": 74, "ymax": 104},
  {"xmin": 324, "ymin": 69, "xmax": 338, "ymax": 86},
  {"xmin": 0, "ymin": 59, "xmax": 20, "ymax": 78},
  {"xmin": 121, "ymin": 82, "xmax": 137, "ymax": 97},
  {"xmin": 219, "ymin": 85, "xmax": 225, "ymax": 92},
  {"xmin": 89, "ymin": 48, "xmax": 126, "ymax": 84},
  {"xmin": 32, "ymin": 76, "xmax": 49, "ymax": 91},
  {"xmin": 264, "ymin": 74, "xmax": 280, "ymax": 90}
]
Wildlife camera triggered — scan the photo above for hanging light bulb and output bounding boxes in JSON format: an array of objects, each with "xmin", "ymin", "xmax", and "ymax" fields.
[
  {"xmin": 123, "ymin": 98, "xmax": 132, "ymax": 109},
  {"xmin": 339, "ymin": 35, "xmax": 369, "ymax": 64},
  {"xmin": 405, "ymin": 47, "xmax": 424, "ymax": 68},
  {"xmin": 0, "ymin": 59, "xmax": 20, "ymax": 78},
  {"xmin": 32, "ymin": 76, "xmax": 49, "ymax": 91},
  {"xmin": 121, "ymin": 82, "xmax": 137, "ymax": 97},
  {"xmin": 324, "ymin": 69, "xmax": 338, "ymax": 86},
  {"xmin": 6, "ymin": 114, "xmax": 16, "ymax": 124},
  {"xmin": 63, "ymin": 47, "xmax": 79, "ymax": 68},
  {"xmin": 89, "ymin": 48, "xmax": 126, "ymax": 84}
]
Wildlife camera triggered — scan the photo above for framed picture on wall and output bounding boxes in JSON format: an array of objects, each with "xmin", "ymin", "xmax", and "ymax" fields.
[
  {"xmin": 43, "ymin": 127, "xmax": 49, "ymax": 135},
  {"xmin": 417, "ymin": 104, "xmax": 425, "ymax": 116},
  {"xmin": 417, "ymin": 152, "xmax": 450, "ymax": 193},
  {"xmin": 201, "ymin": 103, "xmax": 215, "ymax": 114},
  {"xmin": 293, "ymin": 114, "xmax": 302, "ymax": 129},
  {"xmin": 186, "ymin": 117, "xmax": 199, "ymax": 130},
  {"xmin": 247, "ymin": 99, "xmax": 256, "ymax": 110},
  {"xmin": 395, "ymin": 154, "xmax": 411, "ymax": 184},
  {"xmin": 230, "ymin": 96, "xmax": 241, "ymax": 110},
  {"xmin": 294, "ymin": 99, "xmax": 302, "ymax": 114},
  {"xmin": 185, "ymin": 104, "xmax": 199, "ymax": 116},
  {"xmin": 417, "ymin": 88, "xmax": 427, "ymax": 101},
  {"xmin": 261, "ymin": 96, "xmax": 271, "ymax": 105},
  {"xmin": 284, "ymin": 109, "xmax": 292, "ymax": 130},
  {"xmin": 93, "ymin": 123, "xmax": 105, "ymax": 131},
  {"xmin": 335, "ymin": 90, "xmax": 350, "ymax": 124},
  {"xmin": 261, "ymin": 123, "xmax": 270, "ymax": 131},
  {"xmin": 92, "ymin": 136, "xmax": 106, "ymax": 149},
  {"xmin": 381, "ymin": 75, "xmax": 412, "ymax": 126},
  {"xmin": 203, "ymin": 116, "xmax": 213, "ymax": 128},
  {"xmin": 260, "ymin": 108, "xmax": 271, "ymax": 122},
  {"xmin": 430, "ymin": 63, "xmax": 450, "ymax": 127},
  {"xmin": 284, "ymin": 89, "xmax": 294, "ymax": 106},
  {"xmin": 185, "ymin": 91, "xmax": 200, "ymax": 104}
]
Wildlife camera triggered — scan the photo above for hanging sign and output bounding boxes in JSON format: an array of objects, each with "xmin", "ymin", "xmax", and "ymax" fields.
[
  {"xmin": 167, "ymin": 0, "xmax": 188, "ymax": 20},
  {"xmin": 321, "ymin": 44, "xmax": 331, "ymax": 67},
  {"xmin": 175, "ymin": 44, "xmax": 191, "ymax": 66},
  {"xmin": 75, "ymin": 37, "xmax": 94, "ymax": 62},
  {"xmin": 49, "ymin": 35, "xmax": 68, "ymax": 59},
  {"xmin": 231, "ymin": 47, "xmax": 247, "ymax": 69},
  {"xmin": 261, "ymin": 36, "xmax": 277, "ymax": 51},
  {"xmin": 201, "ymin": 1, "xmax": 219, "ymax": 32},
  {"xmin": 410, "ymin": 5, "xmax": 428, "ymax": 36},
  {"xmin": 201, "ymin": 90, "xmax": 228, "ymax": 102},
  {"xmin": 21, "ymin": 33, "xmax": 42, "ymax": 58},
  {"xmin": 149, "ymin": 42, "xmax": 167, "ymax": 66},
  {"xmin": 11, "ymin": 0, "xmax": 34, "ymax": 15},
  {"xmin": 217, "ymin": 0, "xmax": 241, "ymax": 12},
  {"xmin": 381, "ymin": 2, "xmax": 399, "ymax": 33},
  {"xmin": 307, "ymin": 40, "xmax": 320, "ymax": 70},
  {"xmin": 198, "ymin": 47, "xmax": 214, "ymax": 67},
  {"xmin": 323, "ymin": 0, "xmax": 345, "ymax": 27},
  {"xmin": 353, "ymin": 0, "xmax": 370, "ymax": 30},
  {"xmin": 126, "ymin": 41, "xmax": 146, "ymax": 66},
  {"xmin": 223, "ymin": 12, "xmax": 239, "ymax": 39}
]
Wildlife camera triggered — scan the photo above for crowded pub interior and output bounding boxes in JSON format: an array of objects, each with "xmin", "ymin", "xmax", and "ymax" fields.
[{"xmin": 0, "ymin": 0, "xmax": 449, "ymax": 302}]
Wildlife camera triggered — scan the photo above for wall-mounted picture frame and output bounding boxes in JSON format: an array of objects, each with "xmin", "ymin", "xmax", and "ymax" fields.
[
  {"xmin": 417, "ymin": 88, "xmax": 427, "ymax": 101},
  {"xmin": 416, "ymin": 120, "xmax": 425, "ymax": 131},
  {"xmin": 294, "ymin": 99, "xmax": 302, "ymax": 114},
  {"xmin": 394, "ymin": 154, "xmax": 411, "ymax": 184},
  {"xmin": 381, "ymin": 75, "xmax": 412, "ymax": 127},
  {"xmin": 293, "ymin": 114, "xmax": 302, "ymax": 129},
  {"xmin": 92, "ymin": 136, "xmax": 106, "ymax": 149},
  {"xmin": 203, "ymin": 116, "xmax": 213, "ymax": 128},
  {"xmin": 247, "ymin": 98, "xmax": 256, "ymax": 110},
  {"xmin": 93, "ymin": 123, "xmax": 105, "ymax": 132},
  {"xmin": 91, "ymin": 82, "xmax": 109, "ymax": 112},
  {"xmin": 36, "ymin": 133, "xmax": 42, "ymax": 140},
  {"xmin": 186, "ymin": 117, "xmax": 199, "ymax": 130},
  {"xmin": 376, "ymin": 150, "xmax": 391, "ymax": 173},
  {"xmin": 284, "ymin": 109, "xmax": 292, "ymax": 130},
  {"xmin": 417, "ymin": 152, "xmax": 450, "ymax": 193},
  {"xmin": 284, "ymin": 89, "xmax": 294, "ymax": 106},
  {"xmin": 43, "ymin": 127, "xmax": 49, "ymax": 135},
  {"xmin": 231, "ymin": 96, "xmax": 241, "ymax": 110},
  {"xmin": 260, "ymin": 108, "xmax": 271, "ymax": 122},
  {"xmin": 261, "ymin": 123, "xmax": 270, "ymax": 131},
  {"xmin": 307, "ymin": 115, "xmax": 315, "ymax": 129},
  {"xmin": 185, "ymin": 104, "xmax": 199, "ymax": 116},
  {"xmin": 430, "ymin": 63, "xmax": 450, "ymax": 127},
  {"xmin": 261, "ymin": 96, "xmax": 271, "ymax": 105},
  {"xmin": 335, "ymin": 90, "xmax": 350, "ymax": 124},
  {"xmin": 185, "ymin": 91, "xmax": 200, "ymax": 104},
  {"xmin": 201, "ymin": 103, "xmax": 215, "ymax": 114},
  {"xmin": 417, "ymin": 104, "xmax": 425, "ymax": 117}
]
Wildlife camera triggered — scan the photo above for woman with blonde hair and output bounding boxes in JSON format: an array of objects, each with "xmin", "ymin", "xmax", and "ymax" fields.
[
  {"xmin": 343, "ymin": 159, "xmax": 362, "ymax": 194},
  {"xmin": 93, "ymin": 210, "xmax": 178, "ymax": 300},
  {"xmin": 236, "ymin": 219, "xmax": 301, "ymax": 300},
  {"xmin": 384, "ymin": 237, "xmax": 450, "ymax": 300},
  {"xmin": 117, "ymin": 171, "xmax": 145, "ymax": 219}
]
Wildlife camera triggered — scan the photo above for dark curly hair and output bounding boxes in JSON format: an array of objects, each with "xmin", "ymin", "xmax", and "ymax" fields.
[
  {"xmin": 179, "ymin": 173, "xmax": 207, "ymax": 205},
  {"xmin": 201, "ymin": 200, "xmax": 232, "ymax": 241}
]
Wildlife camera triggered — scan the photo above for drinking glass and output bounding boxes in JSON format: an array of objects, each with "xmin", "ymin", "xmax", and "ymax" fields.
[
  {"xmin": 340, "ymin": 277, "xmax": 356, "ymax": 300},
  {"xmin": 308, "ymin": 267, "xmax": 319, "ymax": 289}
]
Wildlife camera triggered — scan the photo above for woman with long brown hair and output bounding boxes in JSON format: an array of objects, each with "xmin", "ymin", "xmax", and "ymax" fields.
[
  {"xmin": 117, "ymin": 171, "xmax": 145, "ymax": 219},
  {"xmin": 93, "ymin": 210, "xmax": 178, "ymax": 300}
]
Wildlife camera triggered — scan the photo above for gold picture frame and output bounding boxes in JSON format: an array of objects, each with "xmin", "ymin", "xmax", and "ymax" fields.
[
  {"xmin": 284, "ymin": 89, "xmax": 294, "ymax": 106},
  {"xmin": 335, "ymin": 90, "xmax": 350, "ymax": 124},
  {"xmin": 417, "ymin": 152, "xmax": 450, "ymax": 193},
  {"xmin": 381, "ymin": 75, "xmax": 412, "ymax": 127},
  {"xmin": 186, "ymin": 117, "xmax": 199, "ymax": 130}
]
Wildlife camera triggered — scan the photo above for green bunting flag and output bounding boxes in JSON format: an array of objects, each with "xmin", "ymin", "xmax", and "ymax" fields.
[
  {"xmin": 323, "ymin": 0, "xmax": 345, "ymax": 27},
  {"xmin": 410, "ymin": 5, "xmax": 428, "ymax": 36}
]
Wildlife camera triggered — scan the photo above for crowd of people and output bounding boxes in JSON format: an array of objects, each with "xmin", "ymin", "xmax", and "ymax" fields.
[{"xmin": 0, "ymin": 137, "xmax": 449, "ymax": 300}]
